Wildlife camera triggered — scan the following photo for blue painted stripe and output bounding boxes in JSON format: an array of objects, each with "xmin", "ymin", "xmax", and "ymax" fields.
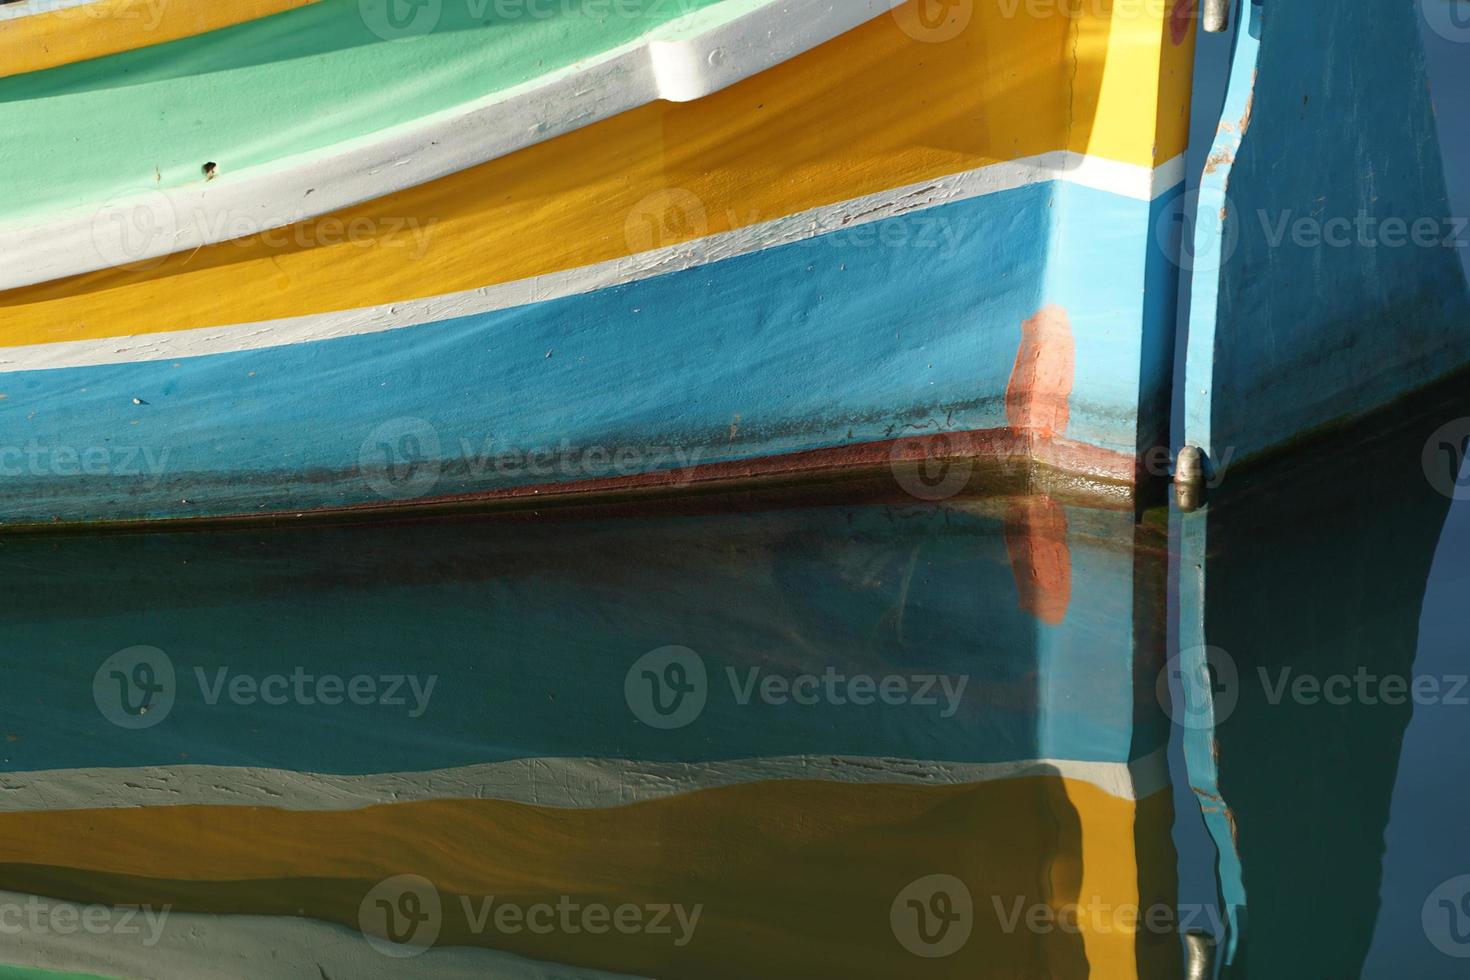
[
  {"xmin": 0, "ymin": 180, "xmax": 1170, "ymax": 524},
  {"xmin": 1043, "ymin": 181, "xmax": 1185, "ymax": 454},
  {"xmin": 1184, "ymin": 0, "xmax": 1470, "ymax": 469}
]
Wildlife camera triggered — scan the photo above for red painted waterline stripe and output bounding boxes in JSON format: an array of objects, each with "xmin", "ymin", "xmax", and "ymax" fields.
[
  {"xmin": 0, "ymin": 428, "xmax": 1139, "ymax": 532},
  {"xmin": 344, "ymin": 426, "xmax": 1137, "ymax": 513}
]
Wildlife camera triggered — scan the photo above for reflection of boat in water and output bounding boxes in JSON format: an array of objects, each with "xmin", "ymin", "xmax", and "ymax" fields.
[
  {"xmin": 4, "ymin": 383, "xmax": 1461, "ymax": 977},
  {"xmin": 1173, "ymin": 379, "xmax": 1470, "ymax": 975},
  {"xmin": 0, "ymin": 494, "xmax": 1180, "ymax": 977}
]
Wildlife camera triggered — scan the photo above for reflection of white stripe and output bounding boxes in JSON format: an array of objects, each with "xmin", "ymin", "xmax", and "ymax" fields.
[
  {"xmin": 0, "ymin": 0, "xmax": 908, "ymax": 292},
  {"xmin": 0, "ymin": 889, "xmax": 639, "ymax": 980},
  {"xmin": 0, "ymin": 0, "xmax": 101, "ymax": 21},
  {"xmin": 0, "ymin": 750, "xmax": 1169, "ymax": 812},
  {"xmin": 0, "ymin": 153, "xmax": 1184, "ymax": 373}
]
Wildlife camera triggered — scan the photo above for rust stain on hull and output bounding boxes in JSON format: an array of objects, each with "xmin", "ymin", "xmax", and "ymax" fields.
[{"xmin": 1005, "ymin": 305, "xmax": 1076, "ymax": 438}]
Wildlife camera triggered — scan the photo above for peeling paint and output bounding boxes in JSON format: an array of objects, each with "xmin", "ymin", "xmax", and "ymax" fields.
[
  {"xmin": 1203, "ymin": 147, "xmax": 1235, "ymax": 175},
  {"xmin": 1239, "ymin": 75, "xmax": 1255, "ymax": 135}
]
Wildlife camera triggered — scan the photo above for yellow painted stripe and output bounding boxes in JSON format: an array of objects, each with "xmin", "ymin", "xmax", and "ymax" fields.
[
  {"xmin": 0, "ymin": 0, "xmax": 1193, "ymax": 347},
  {"xmin": 0, "ymin": 0, "xmax": 322, "ymax": 80},
  {"xmin": 0, "ymin": 777, "xmax": 1176, "ymax": 978}
]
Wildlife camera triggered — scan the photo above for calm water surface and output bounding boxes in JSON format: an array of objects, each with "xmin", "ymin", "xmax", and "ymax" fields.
[{"xmin": 0, "ymin": 388, "xmax": 1468, "ymax": 979}]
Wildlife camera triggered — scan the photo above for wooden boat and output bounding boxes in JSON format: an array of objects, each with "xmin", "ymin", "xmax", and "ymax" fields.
[
  {"xmin": 2, "ymin": 0, "xmax": 1465, "ymax": 525},
  {"xmin": 0, "ymin": 0, "xmax": 1196, "ymax": 525},
  {"xmin": 1179, "ymin": 0, "xmax": 1470, "ymax": 481}
]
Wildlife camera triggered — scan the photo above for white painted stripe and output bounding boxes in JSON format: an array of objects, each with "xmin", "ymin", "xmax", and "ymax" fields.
[
  {"xmin": 0, "ymin": 890, "xmax": 640, "ymax": 980},
  {"xmin": 0, "ymin": 152, "xmax": 1185, "ymax": 372},
  {"xmin": 0, "ymin": 0, "xmax": 907, "ymax": 292},
  {"xmin": 0, "ymin": 750, "xmax": 1169, "ymax": 812},
  {"xmin": 1151, "ymin": 152, "xmax": 1187, "ymax": 195},
  {"xmin": 0, "ymin": 0, "xmax": 102, "ymax": 22},
  {"xmin": 1065, "ymin": 150, "xmax": 1186, "ymax": 199}
]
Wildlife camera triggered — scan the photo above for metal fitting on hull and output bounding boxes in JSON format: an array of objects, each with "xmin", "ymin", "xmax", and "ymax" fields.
[
  {"xmin": 1184, "ymin": 930, "xmax": 1218, "ymax": 979},
  {"xmin": 1203, "ymin": 0, "xmax": 1231, "ymax": 33}
]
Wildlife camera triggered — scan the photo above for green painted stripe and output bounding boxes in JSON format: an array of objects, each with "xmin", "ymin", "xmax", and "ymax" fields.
[
  {"xmin": 0, "ymin": 965, "xmax": 114, "ymax": 980},
  {"xmin": 0, "ymin": 0, "xmax": 728, "ymax": 224}
]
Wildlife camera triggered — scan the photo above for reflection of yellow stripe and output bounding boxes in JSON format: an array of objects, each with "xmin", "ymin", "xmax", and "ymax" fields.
[
  {"xmin": 0, "ymin": 0, "xmax": 321, "ymax": 80},
  {"xmin": 0, "ymin": 777, "xmax": 1175, "ymax": 978},
  {"xmin": 0, "ymin": 0, "xmax": 1192, "ymax": 348}
]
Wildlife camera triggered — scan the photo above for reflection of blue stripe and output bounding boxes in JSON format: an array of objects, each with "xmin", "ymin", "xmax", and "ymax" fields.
[
  {"xmin": 0, "ymin": 504, "xmax": 1165, "ymax": 774},
  {"xmin": 0, "ymin": 180, "xmax": 1172, "ymax": 524}
]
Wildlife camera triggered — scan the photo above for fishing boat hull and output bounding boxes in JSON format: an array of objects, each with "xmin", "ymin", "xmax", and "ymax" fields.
[
  {"xmin": 1181, "ymin": 0, "xmax": 1470, "ymax": 477},
  {"xmin": 0, "ymin": 0, "xmax": 1194, "ymax": 525}
]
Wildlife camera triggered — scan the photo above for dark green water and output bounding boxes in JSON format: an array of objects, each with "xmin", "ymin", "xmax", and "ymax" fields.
[{"xmin": 1170, "ymin": 382, "xmax": 1470, "ymax": 980}]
